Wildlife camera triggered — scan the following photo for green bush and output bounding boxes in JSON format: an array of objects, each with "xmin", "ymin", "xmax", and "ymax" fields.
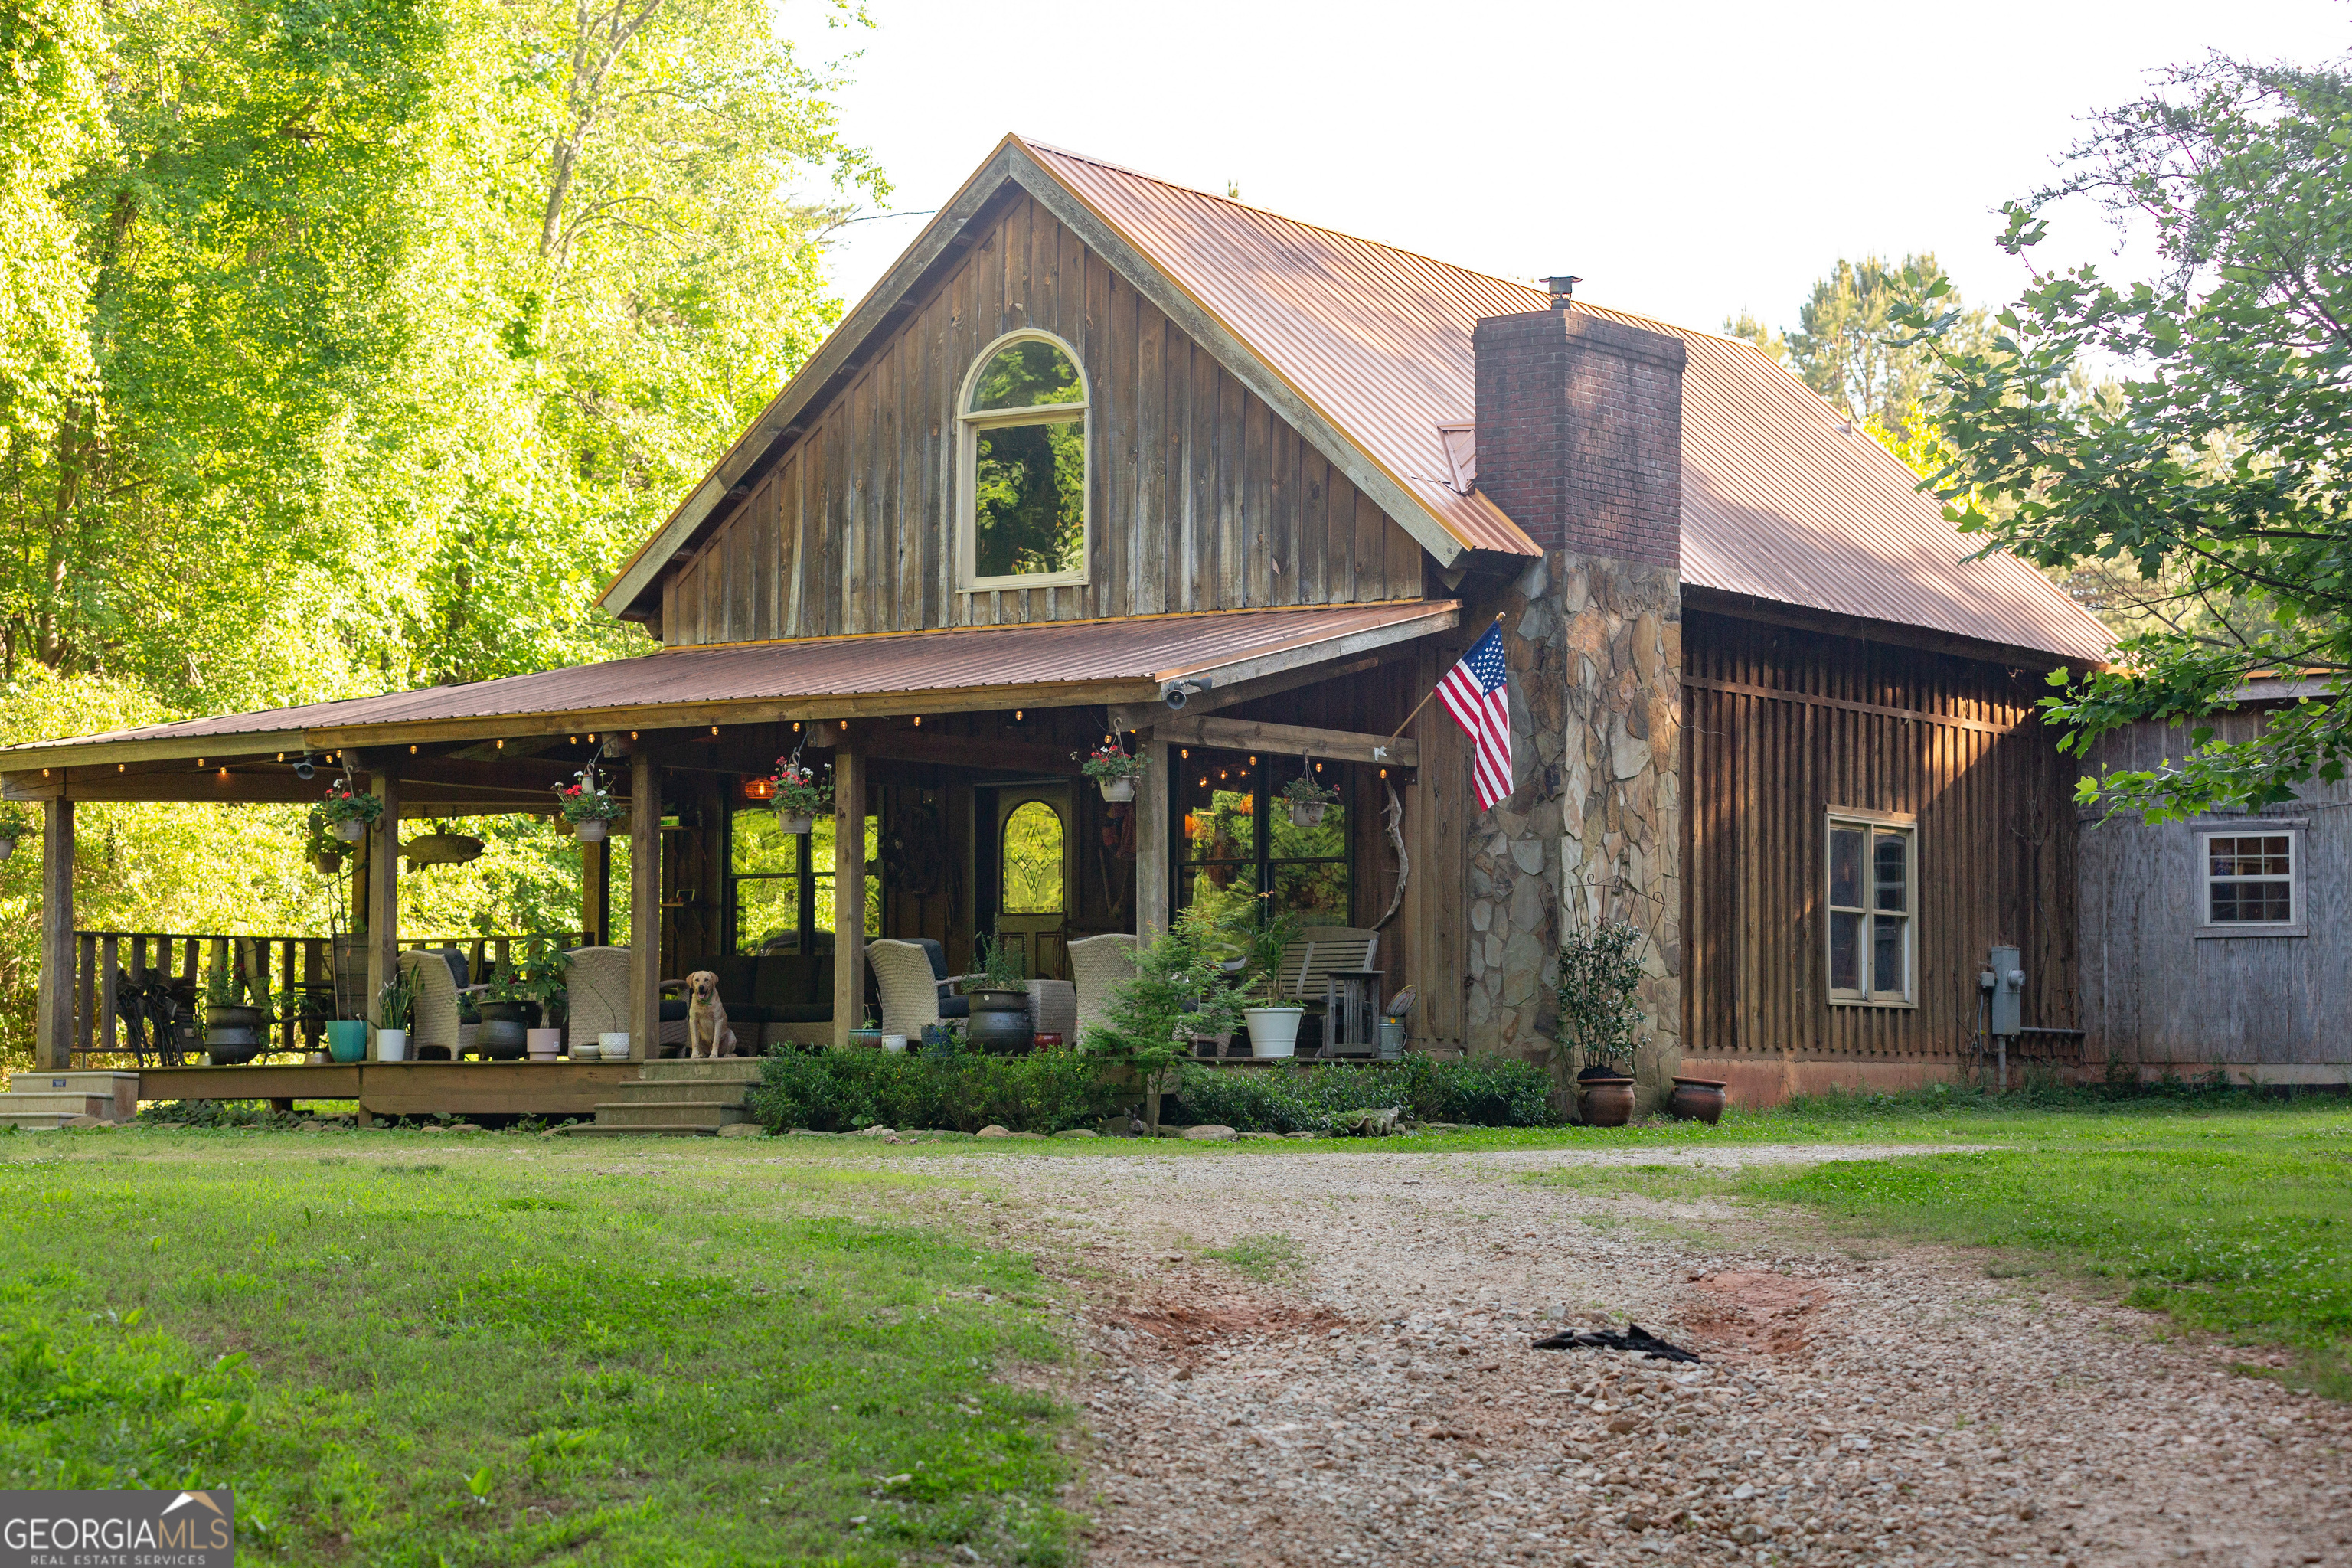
[
  {"xmin": 747, "ymin": 1044, "xmax": 1133, "ymax": 1134},
  {"xmin": 1169, "ymin": 1055, "xmax": 1557, "ymax": 1132}
]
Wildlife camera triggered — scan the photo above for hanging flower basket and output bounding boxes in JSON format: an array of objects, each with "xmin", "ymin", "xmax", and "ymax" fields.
[
  {"xmin": 1280, "ymin": 770, "xmax": 1339, "ymax": 828},
  {"xmin": 767, "ymin": 759, "xmax": 831, "ymax": 836},
  {"xmin": 0, "ymin": 808, "xmax": 26, "ymax": 863},
  {"xmin": 318, "ymin": 782, "xmax": 383, "ymax": 842},
  {"xmin": 776, "ymin": 811, "xmax": 815, "ymax": 837},
  {"xmin": 556, "ymin": 765, "xmax": 622, "ymax": 842},
  {"xmin": 310, "ymin": 852, "xmax": 345, "ymax": 876},
  {"xmin": 1079, "ymin": 741, "xmax": 1145, "ymax": 802}
]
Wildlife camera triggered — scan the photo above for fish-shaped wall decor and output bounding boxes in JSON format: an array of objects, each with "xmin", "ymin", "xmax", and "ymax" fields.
[{"xmin": 401, "ymin": 832, "xmax": 485, "ymax": 872}]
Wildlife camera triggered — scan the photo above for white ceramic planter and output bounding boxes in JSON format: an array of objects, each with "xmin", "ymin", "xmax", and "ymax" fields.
[
  {"xmin": 776, "ymin": 812, "xmax": 814, "ymax": 836},
  {"xmin": 573, "ymin": 817, "xmax": 609, "ymax": 843},
  {"xmin": 1244, "ymin": 1006, "xmax": 1305, "ymax": 1059},
  {"xmin": 1098, "ymin": 776, "xmax": 1135, "ymax": 802},
  {"xmin": 376, "ymin": 1028, "xmax": 409, "ymax": 1063},
  {"xmin": 1286, "ymin": 801, "xmax": 1328, "ymax": 828},
  {"xmin": 332, "ymin": 818, "xmax": 367, "ymax": 843},
  {"xmin": 526, "ymin": 1027, "xmax": 562, "ymax": 1060}
]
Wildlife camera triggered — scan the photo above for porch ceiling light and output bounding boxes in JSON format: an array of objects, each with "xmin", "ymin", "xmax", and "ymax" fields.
[{"xmin": 743, "ymin": 776, "xmax": 776, "ymax": 802}]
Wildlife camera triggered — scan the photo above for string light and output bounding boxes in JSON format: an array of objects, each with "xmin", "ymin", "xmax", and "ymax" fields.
[
  {"xmin": 913, "ymin": 716, "xmax": 922, "ymax": 727},
  {"xmin": 710, "ymin": 726, "xmax": 719, "ymax": 736},
  {"xmin": 495, "ymin": 740, "xmax": 505, "ymax": 750}
]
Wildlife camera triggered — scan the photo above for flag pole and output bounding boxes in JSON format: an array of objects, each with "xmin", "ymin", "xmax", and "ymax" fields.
[{"xmin": 1380, "ymin": 612, "xmax": 1506, "ymax": 753}]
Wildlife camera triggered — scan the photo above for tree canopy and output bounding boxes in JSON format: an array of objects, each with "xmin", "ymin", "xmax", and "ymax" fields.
[
  {"xmin": 1905, "ymin": 51, "xmax": 2352, "ymax": 819},
  {"xmin": 1727, "ymin": 254, "xmax": 1988, "ymax": 444}
]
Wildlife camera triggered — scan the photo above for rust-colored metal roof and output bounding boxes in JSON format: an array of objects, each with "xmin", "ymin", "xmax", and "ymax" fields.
[
  {"xmin": 1027, "ymin": 142, "xmax": 2112, "ymax": 664},
  {"xmin": 0, "ymin": 603, "xmax": 1458, "ymax": 760}
]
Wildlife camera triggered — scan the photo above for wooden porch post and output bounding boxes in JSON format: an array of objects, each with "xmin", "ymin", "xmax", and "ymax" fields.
[
  {"xmin": 37, "ymin": 798, "xmax": 74, "ymax": 1070},
  {"xmin": 831, "ymin": 743, "xmax": 865, "ymax": 1047},
  {"xmin": 629, "ymin": 749, "xmax": 662, "ymax": 1061},
  {"xmin": 1134, "ymin": 730, "xmax": 1171, "ymax": 942},
  {"xmin": 582, "ymin": 835, "xmax": 610, "ymax": 946},
  {"xmin": 364, "ymin": 767, "xmax": 400, "ymax": 1061}
]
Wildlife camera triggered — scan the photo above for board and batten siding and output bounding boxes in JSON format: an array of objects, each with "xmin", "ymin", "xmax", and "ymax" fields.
[
  {"xmin": 658, "ymin": 192, "xmax": 1429, "ymax": 647},
  {"xmin": 2079, "ymin": 710, "xmax": 2352, "ymax": 1077},
  {"xmin": 1680, "ymin": 609, "xmax": 2081, "ymax": 1062}
]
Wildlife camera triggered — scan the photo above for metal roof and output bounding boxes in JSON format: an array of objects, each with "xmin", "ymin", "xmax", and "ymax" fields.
[
  {"xmin": 1027, "ymin": 142, "xmax": 2112, "ymax": 665},
  {"xmin": 0, "ymin": 603, "xmax": 1458, "ymax": 763}
]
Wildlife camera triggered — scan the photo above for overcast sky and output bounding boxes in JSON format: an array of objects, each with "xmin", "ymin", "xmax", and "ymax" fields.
[{"xmin": 778, "ymin": 0, "xmax": 2348, "ymax": 338}]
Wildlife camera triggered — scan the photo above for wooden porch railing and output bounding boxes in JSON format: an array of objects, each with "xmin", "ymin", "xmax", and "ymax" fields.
[{"xmin": 70, "ymin": 930, "xmax": 590, "ymax": 1061}]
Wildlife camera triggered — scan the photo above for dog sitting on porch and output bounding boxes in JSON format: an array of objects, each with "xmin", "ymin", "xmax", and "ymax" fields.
[{"xmin": 683, "ymin": 971, "xmax": 738, "ymax": 1059}]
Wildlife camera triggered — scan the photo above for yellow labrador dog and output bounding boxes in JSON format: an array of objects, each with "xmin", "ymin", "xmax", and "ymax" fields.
[{"xmin": 683, "ymin": 970, "xmax": 738, "ymax": 1059}]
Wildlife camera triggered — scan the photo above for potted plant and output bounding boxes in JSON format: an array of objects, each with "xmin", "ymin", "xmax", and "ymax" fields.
[
  {"xmin": 1078, "ymin": 740, "xmax": 1146, "ymax": 802},
  {"xmin": 1220, "ymin": 896, "xmax": 1304, "ymax": 1059},
  {"xmin": 204, "ymin": 964, "xmax": 266, "ymax": 1063},
  {"xmin": 0, "ymin": 805, "xmax": 28, "ymax": 863},
  {"xmin": 1279, "ymin": 769, "xmax": 1340, "ymax": 828},
  {"xmin": 374, "ymin": 972, "xmax": 413, "ymax": 1062},
  {"xmin": 965, "ymin": 931, "xmax": 1033, "ymax": 1053},
  {"xmin": 769, "ymin": 758, "xmax": 831, "ymax": 836},
  {"xmin": 1080, "ymin": 904, "xmax": 1248, "ymax": 1130},
  {"xmin": 303, "ymin": 808, "xmax": 347, "ymax": 875},
  {"xmin": 555, "ymin": 765, "xmax": 622, "ymax": 843},
  {"xmin": 1556, "ymin": 921, "xmax": 1645, "ymax": 1127},
  {"xmin": 318, "ymin": 780, "xmax": 383, "ymax": 844}
]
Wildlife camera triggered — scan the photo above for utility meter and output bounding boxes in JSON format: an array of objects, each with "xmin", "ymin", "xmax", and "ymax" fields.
[{"xmin": 1984, "ymin": 944, "xmax": 2024, "ymax": 1037}]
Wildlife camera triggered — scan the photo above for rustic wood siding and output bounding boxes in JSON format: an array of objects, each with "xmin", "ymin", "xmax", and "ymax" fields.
[
  {"xmin": 1681, "ymin": 609, "xmax": 2079, "ymax": 1060},
  {"xmin": 660, "ymin": 192, "xmax": 1428, "ymax": 645},
  {"xmin": 2079, "ymin": 711, "xmax": 2352, "ymax": 1072}
]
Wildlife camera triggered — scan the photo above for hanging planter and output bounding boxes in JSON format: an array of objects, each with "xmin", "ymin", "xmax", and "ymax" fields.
[
  {"xmin": 0, "ymin": 839, "xmax": 18, "ymax": 864},
  {"xmin": 1280, "ymin": 769, "xmax": 1340, "ymax": 828},
  {"xmin": 1078, "ymin": 740, "xmax": 1145, "ymax": 802},
  {"xmin": 555, "ymin": 764, "xmax": 622, "ymax": 844},
  {"xmin": 573, "ymin": 817, "xmax": 609, "ymax": 843},
  {"xmin": 767, "ymin": 757, "xmax": 831, "ymax": 838},
  {"xmin": 318, "ymin": 781, "xmax": 382, "ymax": 844},
  {"xmin": 0, "ymin": 808, "xmax": 24, "ymax": 863},
  {"xmin": 310, "ymin": 852, "xmax": 344, "ymax": 876}
]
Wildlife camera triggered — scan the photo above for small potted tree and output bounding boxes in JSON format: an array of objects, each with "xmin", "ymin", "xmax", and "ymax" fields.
[
  {"xmin": 965, "ymin": 931, "xmax": 1034, "ymax": 1053},
  {"xmin": 1279, "ymin": 769, "xmax": 1340, "ymax": 828},
  {"xmin": 769, "ymin": 758, "xmax": 831, "ymax": 836},
  {"xmin": 556, "ymin": 765, "xmax": 622, "ymax": 842},
  {"xmin": 1081, "ymin": 903, "xmax": 1248, "ymax": 1131},
  {"xmin": 1556, "ymin": 921, "xmax": 1644, "ymax": 1127},
  {"xmin": 0, "ymin": 805, "xmax": 28, "ymax": 863},
  {"xmin": 319, "ymin": 781, "xmax": 383, "ymax": 844},
  {"xmin": 1079, "ymin": 740, "xmax": 1146, "ymax": 802},
  {"xmin": 1220, "ymin": 896, "xmax": 1304, "ymax": 1059}
]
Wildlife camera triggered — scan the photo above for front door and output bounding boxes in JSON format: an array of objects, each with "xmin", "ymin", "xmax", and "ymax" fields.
[{"xmin": 988, "ymin": 786, "xmax": 1073, "ymax": 980}]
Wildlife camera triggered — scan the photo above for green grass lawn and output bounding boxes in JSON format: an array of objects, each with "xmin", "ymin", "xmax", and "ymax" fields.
[
  {"xmin": 1516, "ymin": 1088, "xmax": 2352, "ymax": 1396},
  {"xmin": 0, "ymin": 1130, "xmax": 1078, "ymax": 1566}
]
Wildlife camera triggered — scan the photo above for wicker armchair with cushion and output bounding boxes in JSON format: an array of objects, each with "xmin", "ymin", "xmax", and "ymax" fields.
[
  {"xmin": 867, "ymin": 939, "xmax": 953, "ymax": 1038},
  {"xmin": 398, "ymin": 949, "xmax": 484, "ymax": 1061},
  {"xmin": 561, "ymin": 946, "xmax": 691, "ymax": 1056},
  {"xmin": 1067, "ymin": 933, "xmax": 1137, "ymax": 1040}
]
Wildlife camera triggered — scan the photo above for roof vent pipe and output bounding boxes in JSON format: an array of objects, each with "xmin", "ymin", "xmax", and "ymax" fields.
[{"xmin": 1544, "ymin": 275, "xmax": 1581, "ymax": 310}]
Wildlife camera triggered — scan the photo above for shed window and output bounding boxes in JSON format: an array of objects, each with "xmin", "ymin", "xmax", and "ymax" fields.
[
  {"xmin": 1827, "ymin": 812, "xmax": 1913, "ymax": 1004},
  {"xmin": 959, "ymin": 332, "xmax": 1087, "ymax": 589},
  {"xmin": 2197, "ymin": 825, "xmax": 2304, "ymax": 935}
]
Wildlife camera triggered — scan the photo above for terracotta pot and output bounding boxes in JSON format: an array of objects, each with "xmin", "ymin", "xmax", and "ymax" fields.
[
  {"xmin": 1669, "ymin": 1076, "xmax": 1728, "ymax": 1125},
  {"xmin": 1579, "ymin": 1076, "xmax": 1635, "ymax": 1128}
]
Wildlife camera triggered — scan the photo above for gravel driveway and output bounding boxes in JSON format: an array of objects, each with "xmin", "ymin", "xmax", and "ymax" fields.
[{"xmin": 925, "ymin": 1142, "xmax": 2352, "ymax": 1567}]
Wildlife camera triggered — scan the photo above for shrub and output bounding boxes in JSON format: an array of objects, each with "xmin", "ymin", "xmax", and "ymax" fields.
[
  {"xmin": 747, "ymin": 1044, "xmax": 1133, "ymax": 1134},
  {"xmin": 1168, "ymin": 1055, "xmax": 1557, "ymax": 1133}
]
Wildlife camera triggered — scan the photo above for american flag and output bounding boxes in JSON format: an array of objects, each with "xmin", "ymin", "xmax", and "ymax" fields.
[{"xmin": 1435, "ymin": 621, "xmax": 1514, "ymax": 810}]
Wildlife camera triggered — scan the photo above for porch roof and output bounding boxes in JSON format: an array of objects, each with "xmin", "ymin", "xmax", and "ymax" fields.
[{"xmin": 0, "ymin": 600, "xmax": 1459, "ymax": 772}]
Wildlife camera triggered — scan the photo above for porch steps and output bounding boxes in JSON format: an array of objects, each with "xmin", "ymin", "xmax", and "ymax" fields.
[
  {"xmin": 554, "ymin": 1059, "xmax": 765, "ymax": 1138},
  {"xmin": 0, "ymin": 1072, "xmax": 142, "ymax": 1130}
]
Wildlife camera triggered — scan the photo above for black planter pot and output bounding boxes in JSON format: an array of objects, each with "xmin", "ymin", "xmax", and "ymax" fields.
[
  {"xmin": 965, "ymin": 990, "xmax": 1032, "ymax": 1054},
  {"xmin": 477, "ymin": 999, "xmax": 537, "ymax": 1054},
  {"xmin": 207, "ymin": 1004, "xmax": 265, "ymax": 1031}
]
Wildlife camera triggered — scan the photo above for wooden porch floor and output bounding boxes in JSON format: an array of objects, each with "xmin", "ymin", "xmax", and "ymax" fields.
[{"xmin": 139, "ymin": 1060, "xmax": 665, "ymax": 1119}]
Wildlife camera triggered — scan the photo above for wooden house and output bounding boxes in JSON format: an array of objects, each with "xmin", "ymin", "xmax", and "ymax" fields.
[{"xmin": 1, "ymin": 136, "xmax": 2114, "ymax": 1114}]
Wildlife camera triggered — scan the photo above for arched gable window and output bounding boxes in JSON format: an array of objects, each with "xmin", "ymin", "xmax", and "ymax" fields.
[{"xmin": 958, "ymin": 331, "xmax": 1089, "ymax": 589}]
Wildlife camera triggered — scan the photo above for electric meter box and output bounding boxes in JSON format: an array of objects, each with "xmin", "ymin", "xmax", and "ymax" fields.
[{"xmin": 1987, "ymin": 944, "xmax": 2023, "ymax": 1037}]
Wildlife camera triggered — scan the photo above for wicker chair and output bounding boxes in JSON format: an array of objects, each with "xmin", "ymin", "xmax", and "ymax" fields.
[
  {"xmin": 867, "ymin": 939, "xmax": 953, "ymax": 1038},
  {"xmin": 1067, "ymin": 933, "xmax": 1137, "ymax": 1040},
  {"xmin": 562, "ymin": 946, "xmax": 690, "ymax": 1056},
  {"xmin": 398, "ymin": 949, "xmax": 483, "ymax": 1061},
  {"xmin": 1026, "ymin": 979, "xmax": 1077, "ymax": 1042}
]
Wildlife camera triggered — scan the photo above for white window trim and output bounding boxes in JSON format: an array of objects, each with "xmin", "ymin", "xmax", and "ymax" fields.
[
  {"xmin": 1826, "ymin": 808, "xmax": 1917, "ymax": 1009},
  {"xmin": 2192, "ymin": 819, "xmax": 2308, "ymax": 939},
  {"xmin": 956, "ymin": 328, "xmax": 1091, "ymax": 593}
]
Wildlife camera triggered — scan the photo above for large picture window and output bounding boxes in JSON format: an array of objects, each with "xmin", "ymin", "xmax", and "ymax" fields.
[
  {"xmin": 959, "ymin": 331, "xmax": 1088, "ymax": 590},
  {"xmin": 729, "ymin": 808, "xmax": 879, "ymax": 956},
  {"xmin": 1174, "ymin": 753, "xmax": 1351, "ymax": 929},
  {"xmin": 1826, "ymin": 810, "xmax": 1913, "ymax": 1005},
  {"xmin": 2196, "ymin": 824, "xmax": 2305, "ymax": 936}
]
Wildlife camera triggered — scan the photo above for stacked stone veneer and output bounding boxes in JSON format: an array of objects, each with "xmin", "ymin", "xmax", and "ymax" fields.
[{"xmin": 1466, "ymin": 305, "xmax": 1686, "ymax": 1114}]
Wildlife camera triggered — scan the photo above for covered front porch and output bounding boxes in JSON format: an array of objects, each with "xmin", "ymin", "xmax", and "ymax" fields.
[{"xmin": 4, "ymin": 602, "xmax": 1464, "ymax": 1122}]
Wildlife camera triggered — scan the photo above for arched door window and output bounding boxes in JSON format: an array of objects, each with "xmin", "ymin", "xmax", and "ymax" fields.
[
  {"xmin": 959, "ymin": 332, "xmax": 1088, "ymax": 589},
  {"xmin": 1001, "ymin": 800, "xmax": 1066, "ymax": 913}
]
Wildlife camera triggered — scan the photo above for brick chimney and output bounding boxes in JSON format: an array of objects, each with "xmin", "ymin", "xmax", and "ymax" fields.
[
  {"xmin": 1465, "ymin": 292, "xmax": 1686, "ymax": 1117},
  {"xmin": 1473, "ymin": 299, "xmax": 1686, "ymax": 566}
]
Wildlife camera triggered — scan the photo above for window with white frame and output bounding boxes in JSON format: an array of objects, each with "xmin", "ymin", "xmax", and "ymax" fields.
[
  {"xmin": 2196, "ymin": 825, "xmax": 2304, "ymax": 933},
  {"xmin": 1827, "ymin": 811, "xmax": 1914, "ymax": 1004},
  {"xmin": 958, "ymin": 331, "xmax": 1088, "ymax": 590}
]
